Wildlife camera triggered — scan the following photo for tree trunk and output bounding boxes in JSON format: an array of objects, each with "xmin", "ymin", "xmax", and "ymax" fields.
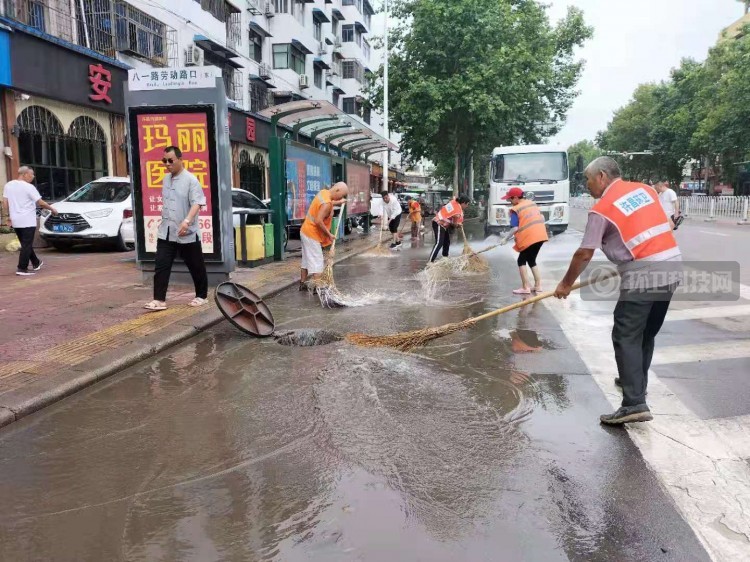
[
  {"xmin": 453, "ymin": 148, "xmax": 460, "ymax": 196},
  {"xmin": 468, "ymin": 152, "xmax": 475, "ymax": 201}
]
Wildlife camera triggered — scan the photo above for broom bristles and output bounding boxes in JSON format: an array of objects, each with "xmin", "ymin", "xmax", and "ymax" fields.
[
  {"xmin": 345, "ymin": 318, "xmax": 477, "ymax": 352},
  {"xmin": 364, "ymin": 243, "xmax": 395, "ymax": 257}
]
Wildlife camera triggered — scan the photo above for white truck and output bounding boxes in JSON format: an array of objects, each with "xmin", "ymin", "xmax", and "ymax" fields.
[{"xmin": 485, "ymin": 144, "xmax": 570, "ymax": 237}]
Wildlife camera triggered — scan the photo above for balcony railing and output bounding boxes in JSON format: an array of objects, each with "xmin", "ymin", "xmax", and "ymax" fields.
[
  {"xmin": 226, "ymin": 69, "xmax": 243, "ymax": 103},
  {"xmin": 1, "ymin": 0, "xmax": 176, "ymax": 66},
  {"xmin": 226, "ymin": 10, "xmax": 241, "ymax": 52}
]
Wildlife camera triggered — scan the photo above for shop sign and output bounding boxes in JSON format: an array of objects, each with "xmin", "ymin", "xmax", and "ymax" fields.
[
  {"xmin": 246, "ymin": 117, "xmax": 256, "ymax": 142},
  {"xmin": 135, "ymin": 112, "xmax": 216, "ymax": 253},
  {"xmin": 88, "ymin": 64, "xmax": 112, "ymax": 104}
]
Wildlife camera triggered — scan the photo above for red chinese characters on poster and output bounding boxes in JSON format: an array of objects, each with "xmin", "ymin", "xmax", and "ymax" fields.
[{"xmin": 136, "ymin": 113, "xmax": 214, "ymax": 253}]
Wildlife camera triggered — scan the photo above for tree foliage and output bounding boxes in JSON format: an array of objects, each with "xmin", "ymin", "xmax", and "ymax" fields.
[
  {"xmin": 593, "ymin": 31, "xmax": 750, "ymax": 189},
  {"xmin": 368, "ymin": 0, "xmax": 592, "ymax": 192}
]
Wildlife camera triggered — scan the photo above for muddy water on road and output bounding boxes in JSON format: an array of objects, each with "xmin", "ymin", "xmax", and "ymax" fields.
[{"xmin": 0, "ymin": 230, "xmax": 708, "ymax": 561}]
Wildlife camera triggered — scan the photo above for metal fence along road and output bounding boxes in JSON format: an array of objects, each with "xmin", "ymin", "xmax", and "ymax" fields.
[{"xmin": 571, "ymin": 195, "xmax": 750, "ymax": 223}]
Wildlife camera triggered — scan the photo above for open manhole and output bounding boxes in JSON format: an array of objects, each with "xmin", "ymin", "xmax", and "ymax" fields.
[{"xmin": 215, "ymin": 282, "xmax": 275, "ymax": 337}]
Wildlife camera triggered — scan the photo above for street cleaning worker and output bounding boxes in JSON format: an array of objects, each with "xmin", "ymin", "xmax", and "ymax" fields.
[
  {"xmin": 406, "ymin": 195, "xmax": 422, "ymax": 239},
  {"xmin": 554, "ymin": 157, "xmax": 681, "ymax": 426},
  {"xmin": 381, "ymin": 191, "xmax": 403, "ymax": 248},
  {"xmin": 429, "ymin": 195, "xmax": 471, "ymax": 262},
  {"xmin": 500, "ymin": 187, "xmax": 549, "ymax": 294},
  {"xmin": 299, "ymin": 182, "xmax": 348, "ymax": 290}
]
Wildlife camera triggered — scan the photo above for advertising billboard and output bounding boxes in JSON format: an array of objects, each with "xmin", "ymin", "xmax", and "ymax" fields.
[
  {"xmin": 285, "ymin": 143, "xmax": 333, "ymax": 223},
  {"xmin": 129, "ymin": 105, "xmax": 222, "ymax": 261},
  {"xmin": 345, "ymin": 161, "xmax": 371, "ymax": 215}
]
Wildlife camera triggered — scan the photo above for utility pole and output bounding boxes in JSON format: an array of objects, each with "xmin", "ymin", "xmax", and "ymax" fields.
[{"xmin": 381, "ymin": 0, "xmax": 389, "ymax": 194}]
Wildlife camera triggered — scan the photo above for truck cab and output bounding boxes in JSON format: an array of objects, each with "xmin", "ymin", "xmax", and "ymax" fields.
[{"xmin": 486, "ymin": 145, "xmax": 570, "ymax": 236}]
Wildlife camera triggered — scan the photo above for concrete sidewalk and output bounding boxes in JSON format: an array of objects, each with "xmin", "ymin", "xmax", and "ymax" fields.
[{"xmin": 0, "ymin": 232, "xmax": 377, "ymax": 428}]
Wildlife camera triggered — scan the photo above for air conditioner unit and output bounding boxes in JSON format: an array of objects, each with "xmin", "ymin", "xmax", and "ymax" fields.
[
  {"xmin": 317, "ymin": 42, "xmax": 326, "ymax": 55},
  {"xmin": 264, "ymin": 2, "xmax": 274, "ymax": 17},
  {"xmin": 259, "ymin": 62, "xmax": 272, "ymax": 79},
  {"xmin": 299, "ymin": 74, "xmax": 310, "ymax": 89},
  {"xmin": 184, "ymin": 44, "xmax": 204, "ymax": 66}
]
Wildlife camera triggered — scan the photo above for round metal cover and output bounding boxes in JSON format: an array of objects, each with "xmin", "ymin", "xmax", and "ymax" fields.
[{"xmin": 215, "ymin": 282, "xmax": 275, "ymax": 337}]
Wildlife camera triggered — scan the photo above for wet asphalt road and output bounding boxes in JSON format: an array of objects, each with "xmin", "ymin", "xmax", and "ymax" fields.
[{"xmin": 0, "ymin": 223, "xmax": 710, "ymax": 561}]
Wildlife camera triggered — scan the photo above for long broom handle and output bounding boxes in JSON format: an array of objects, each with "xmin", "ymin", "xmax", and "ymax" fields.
[
  {"xmin": 330, "ymin": 201, "xmax": 346, "ymax": 254},
  {"xmin": 468, "ymin": 270, "xmax": 619, "ymax": 325}
]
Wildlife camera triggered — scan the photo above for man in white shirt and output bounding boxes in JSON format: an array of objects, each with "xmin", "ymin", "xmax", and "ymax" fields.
[
  {"xmin": 2, "ymin": 166, "xmax": 58, "ymax": 276},
  {"xmin": 656, "ymin": 180, "xmax": 680, "ymax": 229},
  {"xmin": 381, "ymin": 191, "xmax": 403, "ymax": 248}
]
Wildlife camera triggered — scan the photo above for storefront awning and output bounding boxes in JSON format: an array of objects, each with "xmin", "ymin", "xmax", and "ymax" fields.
[
  {"xmin": 194, "ymin": 35, "xmax": 237, "ymax": 59},
  {"xmin": 331, "ymin": 9, "xmax": 344, "ymax": 21},
  {"xmin": 355, "ymin": 21, "xmax": 368, "ymax": 33},
  {"xmin": 312, "ymin": 8, "xmax": 331, "ymax": 22},
  {"xmin": 249, "ymin": 22, "xmax": 272, "ymax": 38},
  {"xmin": 313, "ymin": 58, "xmax": 331, "ymax": 70},
  {"xmin": 291, "ymin": 39, "xmax": 313, "ymax": 55}
]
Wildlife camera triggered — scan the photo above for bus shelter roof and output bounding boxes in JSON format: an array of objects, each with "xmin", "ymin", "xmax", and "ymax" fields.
[{"xmin": 258, "ymin": 100, "xmax": 397, "ymax": 151}]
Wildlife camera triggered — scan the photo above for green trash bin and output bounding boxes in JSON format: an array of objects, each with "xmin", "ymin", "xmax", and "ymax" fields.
[{"xmin": 263, "ymin": 222, "xmax": 274, "ymax": 257}]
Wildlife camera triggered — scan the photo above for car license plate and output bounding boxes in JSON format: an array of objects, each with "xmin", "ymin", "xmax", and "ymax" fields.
[{"xmin": 52, "ymin": 224, "xmax": 74, "ymax": 233}]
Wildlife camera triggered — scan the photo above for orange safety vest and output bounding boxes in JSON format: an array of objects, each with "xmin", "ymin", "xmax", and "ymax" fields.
[
  {"xmin": 409, "ymin": 200, "xmax": 422, "ymax": 222},
  {"xmin": 433, "ymin": 199, "xmax": 463, "ymax": 227},
  {"xmin": 591, "ymin": 179, "xmax": 680, "ymax": 261},
  {"xmin": 300, "ymin": 189, "xmax": 333, "ymax": 246},
  {"xmin": 511, "ymin": 200, "xmax": 549, "ymax": 252}
]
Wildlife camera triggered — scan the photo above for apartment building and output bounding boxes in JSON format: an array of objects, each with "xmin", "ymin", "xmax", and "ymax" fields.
[{"xmin": 0, "ymin": 0, "xmax": 387, "ymax": 199}]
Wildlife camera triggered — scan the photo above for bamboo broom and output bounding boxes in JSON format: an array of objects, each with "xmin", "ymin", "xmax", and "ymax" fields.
[
  {"xmin": 458, "ymin": 225, "xmax": 490, "ymax": 272},
  {"xmin": 346, "ymin": 271, "xmax": 618, "ymax": 351},
  {"xmin": 316, "ymin": 201, "xmax": 345, "ymax": 288},
  {"xmin": 364, "ymin": 211, "xmax": 395, "ymax": 256}
]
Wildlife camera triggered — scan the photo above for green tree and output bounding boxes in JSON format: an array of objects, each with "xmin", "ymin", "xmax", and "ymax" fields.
[
  {"xmin": 567, "ymin": 139, "xmax": 602, "ymax": 193},
  {"xmin": 369, "ymin": 0, "xmax": 592, "ymax": 194}
]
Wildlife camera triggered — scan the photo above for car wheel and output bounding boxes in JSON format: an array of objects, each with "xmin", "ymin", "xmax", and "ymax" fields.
[
  {"xmin": 51, "ymin": 241, "xmax": 74, "ymax": 251},
  {"xmin": 114, "ymin": 228, "xmax": 132, "ymax": 252}
]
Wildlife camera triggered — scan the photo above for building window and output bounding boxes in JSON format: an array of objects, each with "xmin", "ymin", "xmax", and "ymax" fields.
[
  {"xmin": 362, "ymin": 39, "xmax": 370, "ymax": 60},
  {"xmin": 332, "ymin": 18, "xmax": 339, "ymax": 38},
  {"xmin": 342, "ymin": 96, "xmax": 368, "ymax": 123},
  {"xmin": 273, "ymin": 44, "xmax": 306, "ymax": 74},
  {"xmin": 200, "ymin": 0, "xmax": 228, "ymax": 22},
  {"xmin": 343, "ymin": 97, "xmax": 356, "ymax": 114},
  {"xmin": 343, "ymin": 0, "xmax": 363, "ymax": 12},
  {"xmin": 250, "ymin": 30, "xmax": 263, "ymax": 62},
  {"xmin": 314, "ymin": 66, "xmax": 323, "ymax": 89},
  {"xmin": 293, "ymin": 0, "xmax": 304, "ymax": 26},
  {"xmin": 249, "ymin": 80, "xmax": 270, "ymax": 112},
  {"xmin": 238, "ymin": 151, "xmax": 266, "ymax": 199},
  {"xmin": 342, "ymin": 24, "xmax": 354, "ymax": 42},
  {"xmin": 226, "ymin": 6, "xmax": 242, "ymax": 51},
  {"xmin": 274, "ymin": 0, "xmax": 290, "ymax": 13},
  {"xmin": 342, "ymin": 59, "xmax": 364, "ymax": 82},
  {"xmin": 332, "ymin": 90, "xmax": 340, "ymax": 107},
  {"xmin": 313, "ymin": 19, "xmax": 322, "ymax": 41},
  {"xmin": 16, "ymin": 108, "xmax": 108, "ymax": 201}
]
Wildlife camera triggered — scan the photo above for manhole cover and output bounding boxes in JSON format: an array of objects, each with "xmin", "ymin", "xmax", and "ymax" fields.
[{"xmin": 215, "ymin": 282, "xmax": 275, "ymax": 337}]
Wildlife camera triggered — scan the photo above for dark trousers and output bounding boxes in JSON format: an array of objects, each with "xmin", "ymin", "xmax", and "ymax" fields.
[
  {"xmin": 15, "ymin": 227, "xmax": 40, "ymax": 272},
  {"xmin": 153, "ymin": 236, "xmax": 208, "ymax": 301},
  {"xmin": 612, "ymin": 286, "xmax": 675, "ymax": 407},
  {"xmin": 429, "ymin": 222, "xmax": 451, "ymax": 262}
]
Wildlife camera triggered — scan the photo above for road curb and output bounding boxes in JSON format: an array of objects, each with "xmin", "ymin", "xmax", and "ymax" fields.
[{"xmin": 0, "ymin": 239, "xmax": 377, "ymax": 429}]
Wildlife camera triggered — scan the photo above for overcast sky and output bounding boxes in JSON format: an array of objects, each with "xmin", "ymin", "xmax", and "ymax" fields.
[{"xmin": 546, "ymin": 0, "xmax": 744, "ymax": 147}]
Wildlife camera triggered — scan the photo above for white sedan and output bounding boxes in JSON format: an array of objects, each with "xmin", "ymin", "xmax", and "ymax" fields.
[{"xmin": 40, "ymin": 177, "xmax": 134, "ymax": 251}]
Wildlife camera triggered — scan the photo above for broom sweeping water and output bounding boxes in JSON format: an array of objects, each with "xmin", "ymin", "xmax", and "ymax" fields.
[
  {"xmin": 346, "ymin": 270, "xmax": 617, "ymax": 352},
  {"xmin": 458, "ymin": 225, "xmax": 490, "ymax": 273},
  {"xmin": 314, "ymin": 203, "xmax": 348, "ymax": 307}
]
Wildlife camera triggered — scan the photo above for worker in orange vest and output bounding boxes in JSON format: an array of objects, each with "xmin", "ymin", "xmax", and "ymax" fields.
[
  {"xmin": 299, "ymin": 182, "xmax": 348, "ymax": 289},
  {"xmin": 406, "ymin": 195, "xmax": 422, "ymax": 239},
  {"xmin": 429, "ymin": 195, "xmax": 471, "ymax": 262},
  {"xmin": 500, "ymin": 187, "xmax": 549, "ymax": 294},
  {"xmin": 554, "ymin": 157, "xmax": 681, "ymax": 425}
]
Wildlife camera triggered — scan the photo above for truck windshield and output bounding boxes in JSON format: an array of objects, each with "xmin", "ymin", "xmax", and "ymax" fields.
[{"xmin": 494, "ymin": 152, "xmax": 568, "ymax": 183}]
